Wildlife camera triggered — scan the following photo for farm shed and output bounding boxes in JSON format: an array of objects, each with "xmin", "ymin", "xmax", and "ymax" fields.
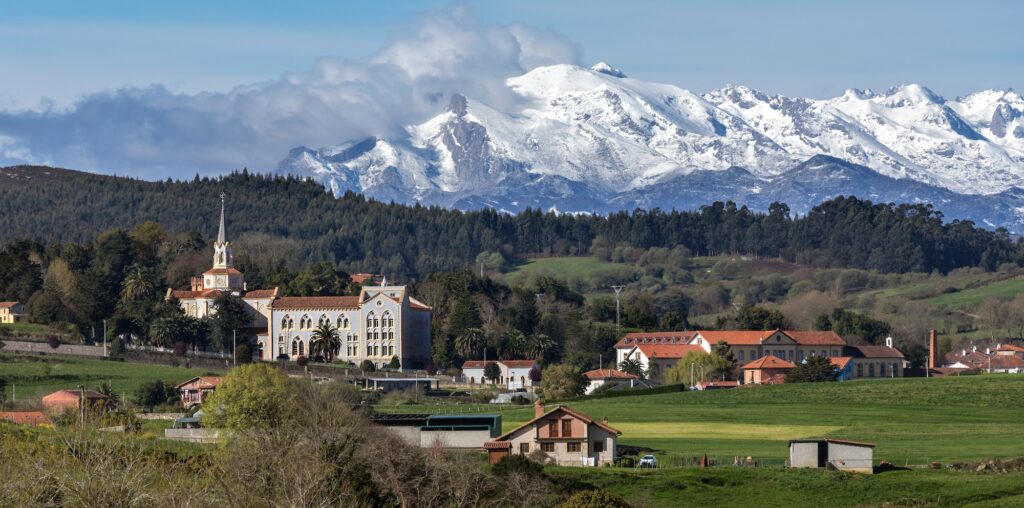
[{"xmin": 789, "ymin": 439, "xmax": 874, "ymax": 474}]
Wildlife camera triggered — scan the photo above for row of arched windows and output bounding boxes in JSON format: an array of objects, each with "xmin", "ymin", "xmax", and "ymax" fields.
[{"xmin": 281, "ymin": 314, "xmax": 354, "ymax": 331}]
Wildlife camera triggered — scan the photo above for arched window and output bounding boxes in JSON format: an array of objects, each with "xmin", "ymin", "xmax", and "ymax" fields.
[
  {"xmin": 278, "ymin": 337, "xmax": 284, "ymax": 355},
  {"xmin": 366, "ymin": 312, "xmax": 375, "ymax": 329},
  {"xmin": 338, "ymin": 316, "xmax": 350, "ymax": 329},
  {"xmin": 298, "ymin": 341, "xmax": 305, "ymax": 356},
  {"xmin": 319, "ymin": 314, "xmax": 330, "ymax": 327},
  {"xmin": 291, "ymin": 340, "xmax": 298, "ymax": 356},
  {"xmin": 366, "ymin": 345, "xmax": 372, "ymax": 356},
  {"xmin": 281, "ymin": 315, "xmax": 291, "ymax": 330},
  {"xmin": 382, "ymin": 312, "xmax": 392, "ymax": 329}
]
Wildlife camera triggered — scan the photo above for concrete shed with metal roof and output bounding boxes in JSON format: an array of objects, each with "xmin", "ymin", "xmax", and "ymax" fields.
[{"xmin": 789, "ymin": 438, "xmax": 875, "ymax": 474}]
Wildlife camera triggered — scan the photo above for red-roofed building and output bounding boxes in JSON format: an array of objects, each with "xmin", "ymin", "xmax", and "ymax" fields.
[
  {"xmin": 583, "ymin": 368, "xmax": 643, "ymax": 394},
  {"xmin": 462, "ymin": 360, "xmax": 538, "ymax": 389},
  {"xmin": 41, "ymin": 389, "xmax": 109, "ymax": 413},
  {"xmin": 166, "ymin": 198, "xmax": 432, "ymax": 369},
  {"xmin": 176, "ymin": 376, "xmax": 223, "ymax": 408},
  {"xmin": 0, "ymin": 301, "xmax": 26, "ymax": 324},
  {"xmin": 694, "ymin": 380, "xmax": 739, "ymax": 391},
  {"xmin": 618, "ymin": 343, "xmax": 704, "ymax": 379},
  {"xmin": 0, "ymin": 411, "xmax": 50, "ymax": 426},
  {"xmin": 742, "ymin": 355, "xmax": 796, "ymax": 385},
  {"xmin": 485, "ymin": 402, "xmax": 621, "ymax": 466},
  {"xmin": 690, "ymin": 330, "xmax": 847, "ymax": 367}
]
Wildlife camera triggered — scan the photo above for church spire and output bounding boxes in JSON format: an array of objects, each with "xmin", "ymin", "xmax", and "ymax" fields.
[{"xmin": 217, "ymin": 192, "xmax": 227, "ymax": 244}]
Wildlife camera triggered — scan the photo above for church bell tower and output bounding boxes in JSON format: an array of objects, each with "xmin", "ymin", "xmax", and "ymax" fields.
[{"xmin": 202, "ymin": 193, "xmax": 244, "ymax": 293}]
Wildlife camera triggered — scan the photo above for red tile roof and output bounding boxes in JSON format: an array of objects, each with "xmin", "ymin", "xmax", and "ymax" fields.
[
  {"xmin": 584, "ymin": 369, "xmax": 639, "ymax": 380},
  {"xmin": 461, "ymin": 360, "xmax": 536, "ymax": 369},
  {"xmin": 695, "ymin": 330, "xmax": 779, "ymax": 345},
  {"xmin": 850, "ymin": 345, "xmax": 905, "ymax": 359},
  {"xmin": 0, "ymin": 411, "xmax": 50, "ymax": 425},
  {"xmin": 635, "ymin": 344, "xmax": 704, "ymax": 359},
  {"xmin": 742, "ymin": 355, "xmax": 796, "ymax": 370},
  {"xmin": 0, "ymin": 301, "xmax": 21, "ymax": 309},
  {"xmin": 176, "ymin": 376, "xmax": 223, "ymax": 390},
  {"xmin": 271, "ymin": 296, "xmax": 360, "ymax": 310},
  {"xmin": 989, "ymin": 356, "xmax": 1024, "ymax": 368},
  {"xmin": 169, "ymin": 289, "xmax": 223, "ymax": 299},
  {"xmin": 785, "ymin": 331, "xmax": 846, "ymax": 346},
  {"xmin": 243, "ymin": 288, "xmax": 279, "ymax": 299},
  {"xmin": 615, "ymin": 331, "xmax": 697, "ymax": 349},
  {"xmin": 830, "ymin": 356, "xmax": 854, "ymax": 370},
  {"xmin": 997, "ymin": 344, "xmax": 1024, "ymax": 353},
  {"xmin": 461, "ymin": 360, "xmax": 495, "ymax": 369},
  {"xmin": 490, "ymin": 405, "xmax": 621, "ymax": 443},
  {"xmin": 203, "ymin": 267, "xmax": 243, "ymax": 275},
  {"xmin": 408, "ymin": 298, "xmax": 432, "ymax": 311}
]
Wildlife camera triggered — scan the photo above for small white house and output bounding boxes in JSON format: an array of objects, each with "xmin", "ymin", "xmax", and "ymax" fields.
[
  {"xmin": 789, "ymin": 439, "xmax": 874, "ymax": 474},
  {"xmin": 583, "ymin": 369, "xmax": 642, "ymax": 395},
  {"xmin": 462, "ymin": 360, "xmax": 538, "ymax": 389}
]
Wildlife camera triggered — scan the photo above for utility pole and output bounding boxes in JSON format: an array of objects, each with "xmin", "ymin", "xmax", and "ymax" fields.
[
  {"xmin": 232, "ymin": 329, "xmax": 237, "ymax": 366},
  {"xmin": 78, "ymin": 385, "xmax": 86, "ymax": 427},
  {"xmin": 102, "ymin": 319, "xmax": 107, "ymax": 358},
  {"xmin": 610, "ymin": 285, "xmax": 625, "ymax": 332}
]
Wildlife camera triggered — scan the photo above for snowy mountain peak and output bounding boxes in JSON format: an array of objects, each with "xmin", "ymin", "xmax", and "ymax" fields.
[
  {"xmin": 277, "ymin": 64, "xmax": 1024, "ymax": 229},
  {"xmin": 591, "ymin": 62, "xmax": 626, "ymax": 78}
]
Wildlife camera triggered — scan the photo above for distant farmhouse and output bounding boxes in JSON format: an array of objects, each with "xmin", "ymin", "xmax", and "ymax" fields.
[
  {"xmin": 485, "ymin": 401, "xmax": 620, "ymax": 466},
  {"xmin": 943, "ymin": 342, "xmax": 1024, "ymax": 373},
  {"xmin": 616, "ymin": 329, "xmax": 907, "ymax": 383},
  {"xmin": 166, "ymin": 197, "xmax": 432, "ymax": 369},
  {"xmin": 0, "ymin": 301, "xmax": 26, "ymax": 323}
]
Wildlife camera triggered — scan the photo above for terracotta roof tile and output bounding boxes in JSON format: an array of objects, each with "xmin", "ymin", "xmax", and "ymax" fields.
[
  {"xmin": 584, "ymin": 369, "xmax": 639, "ymax": 380},
  {"xmin": 742, "ymin": 355, "xmax": 796, "ymax": 370},
  {"xmin": 635, "ymin": 344, "xmax": 704, "ymax": 359},
  {"xmin": 830, "ymin": 356, "xmax": 854, "ymax": 370},
  {"xmin": 489, "ymin": 405, "xmax": 621, "ymax": 443},
  {"xmin": 243, "ymin": 289, "xmax": 278, "ymax": 299},
  {"xmin": 695, "ymin": 330, "xmax": 779, "ymax": 345},
  {"xmin": 785, "ymin": 331, "xmax": 846, "ymax": 346},
  {"xmin": 849, "ymin": 345, "xmax": 905, "ymax": 359},
  {"xmin": 271, "ymin": 296, "xmax": 360, "ymax": 310},
  {"xmin": 203, "ymin": 267, "xmax": 243, "ymax": 275},
  {"xmin": 615, "ymin": 331, "xmax": 697, "ymax": 349},
  {"xmin": 0, "ymin": 301, "xmax": 21, "ymax": 308}
]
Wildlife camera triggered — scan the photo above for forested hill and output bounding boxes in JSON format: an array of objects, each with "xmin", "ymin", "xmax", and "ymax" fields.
[{"xmin": 1, "ymin": 165, "xmax": 1020, "ymax": 277}]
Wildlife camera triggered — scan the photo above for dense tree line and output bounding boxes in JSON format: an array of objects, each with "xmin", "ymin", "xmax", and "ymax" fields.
[{"xmin": 1, "ymin": 166, "xmax": 1021, "ymax": 277}]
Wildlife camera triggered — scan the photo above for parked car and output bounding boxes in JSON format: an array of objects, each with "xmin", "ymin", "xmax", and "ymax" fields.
[{"xmin": 638, "ymin": 454, "xmax": 658, "ymax": 468}]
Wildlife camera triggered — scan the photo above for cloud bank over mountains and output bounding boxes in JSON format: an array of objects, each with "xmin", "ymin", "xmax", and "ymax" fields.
[{"xmin": 0, "ymin": 9, "xmax": 580, "ymax": 178}]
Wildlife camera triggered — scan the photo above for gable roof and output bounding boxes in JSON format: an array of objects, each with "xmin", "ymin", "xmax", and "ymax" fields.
[
  {"xmin": 169, "ymin": 289, "xmax": 224, "ymax": 300},
  {"xmin": 695, "ymin": 330, "xmax": 780, "ymax": 345},
  {"xmin": 176, "ymin": 376, "xmax": 223, "ymax": 390},
  {"xmin": 491, "ymin": 405, "xmax": 621, "ymax": 442},
  {"xmin": 43, "ymin": 389, "xmax": 108, "ymax": 400},
  {"xmin": 785, "ymin": 331, "xmax": 846, "ymax": 346},
  {"xmin": 203, "ymin": 267, "xmax": 244, "ymax": 275},
  {"xmin": 462, "ymin": 360, "xmax": 536, "ymax": 369},
  {"xmin": 742, "ymin": 355, "xmax": 796, "ymax": 370},
  {"xmin": 0, "ymin": 411, "xmax": 50, "ymax": 425},
  {"xmin": 849, "ymin": 345, "xmax": 905, "ymax": 359},
  {"xmin": 271, "ymin": 296, "xmax": 360, "ymax": 310},
  {"xmin": 830, "ymin": 356, "xmax": 854, "ymax": 370},
  {"xmin": 615, "ymin": 331, "xmax": 697, "ymax": 349},
  {"xmin": 997, "ymin": 343, "xmax": 1024, "ymax": 353},
  {"xmin": 584, "ymin": 369, "xmax": 639, "ymax": 380},
  {"xmin": 0, "ymin": 301, "xmax": 22, "ymax": 309},
  {"xmin": 635, "ymin": 343, "xmax": 704, "ymax": 359},
  {"xmin": 989, "ymin": 355, "xmax": 1024, "ymax": 368},
  {"xmin": 243, "ymin": 288, "xmax": 279, "ymax": 299}
]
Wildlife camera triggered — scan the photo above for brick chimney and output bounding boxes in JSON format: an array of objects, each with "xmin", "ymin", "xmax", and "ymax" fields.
[
  {"xmin": 928, "ymin": 330, "xmax": 939, "ymax": 369},
  {"xmin": 534, "ymin": 399, "xmax": 545, "ymax": 418}
]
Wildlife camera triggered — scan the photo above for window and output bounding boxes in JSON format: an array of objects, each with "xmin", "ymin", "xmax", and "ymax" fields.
[
  {"xmin": 868, "ymin": 363, "xmax": 876, "ymax": 377},
  {"xmin": 366, "ymin": 345, "xmax": 372, "ymax": 356},
  {"xmin": 318, "ymin": 314, "xmax": 329, "ymax": 327},
  {"xmin": 787, "ymin": 350, "xmax": 794, "ymax": 361},
  {"xmin": 561, "ymin": 420, "xmax": 572, "ymax": 437},
  {"xmin": 893, "ymin": 363, "xmax": 900, "ymax": 376},
  {"xmin": 291, "ymin": 340, "xmax": 298, "ymax": 356},
  {"xmin": 541, "ymin": 442, "xmax": 554, "ymax": 453},
  {"xmin": 856, "ymin": 363, "xmax": 863, "ymax": 376},
  {"xmin": 520, "ymin": 443, "xmax": 529, "ymax": 454},
  {"xmin": 298, "ymin": 341, "xmax": 304, "ymax": 356},
  {"xmin": 281, "ymin": 315, "xmax": 291, "ymax": 330},
  {"xmin": 593, "ymin": 441, "xmax": 604, "ymax": 453},
  {"xmin": 338, "ymin": 316, "xmax": 349, "ymax": 329},
  {"xmin": 567, "ymin": 442, "xmax": 581, "ymax": 453},
  {"xmin": 797, "ymin": 351, "xmax": 804, "ymax": 362},
  {"xmin": 738, "ymin": 350, "xmax": 745, "ymax": 361},
  {"xmin": 548, "ymin": 421, "xmax": 558, "ymax": 437}
]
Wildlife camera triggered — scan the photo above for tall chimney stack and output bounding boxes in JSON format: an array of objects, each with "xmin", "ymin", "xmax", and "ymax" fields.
[
  {"xmin": 534, "ymin": 399, "xmax": 545, "ymax": 418},
  {"xmin": 928, "ymin": 330, "xmax": 939, "ymax": 370}
]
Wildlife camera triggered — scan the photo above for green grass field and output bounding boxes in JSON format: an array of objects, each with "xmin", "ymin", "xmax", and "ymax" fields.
[
  {"xmin": 0, "ymin": 352, "xmax": 222, "ymax": 403},
  {"xmin": 505, "ymin": 256, "xmax": 640, "ymax": 285},
  {"xmin": 549, "ymin": 466, "xmax": 1024, "ymax": 508},
  {"xmin": 925, "ymin": 276, "xmax": 1024, "ymax": 308},
  {"xmin": 379, "ymin": 375, "xmax": 1024, "ymax": 465}
]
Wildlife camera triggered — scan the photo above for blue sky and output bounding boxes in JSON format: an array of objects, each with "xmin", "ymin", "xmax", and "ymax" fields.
[
  {"xmin": 0, "ymin": 1, "xmax": 1020, "ymax": 177},
  {"xmin": 2, "ymin": 0, "xmax": 1021, "ymax": 108}
]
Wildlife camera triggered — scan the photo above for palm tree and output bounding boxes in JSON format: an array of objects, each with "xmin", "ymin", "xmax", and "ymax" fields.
[
  {"xmin": 310, "ymin": 322, "xmax": 341, "ymax": 363},
  {"xmin": 500, "ymin": 329, "xmax": 528, "ymax": 359},
  {"xmin": 619, "ymin": 357, "xmax": 646, "ymax": 379},
  {"xmin": 527, "ymin": 333, "xmax": 556, "ymax": 362},
  {"xmin": 149, "ymin": 316, "xmax": 183, "ymax": 347},
  {"xmin": 93, "ymin": 382, "xmax": 119, "ymax": 413},
  {"xmin": 455, "ymin": 327, "xmax": 485, "ymax": 359},
  {"xmin": 121, "ymin": 266, "xmax": 154, "ymax": 302}
]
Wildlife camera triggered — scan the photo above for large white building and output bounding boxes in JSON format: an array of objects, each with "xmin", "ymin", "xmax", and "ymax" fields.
[{"xmin": 167, "ymin": 197, "xmax": 432, "ymax": 369}]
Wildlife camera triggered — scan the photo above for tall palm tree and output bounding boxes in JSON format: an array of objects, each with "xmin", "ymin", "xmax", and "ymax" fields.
[
  {"xmin": 619, "ymin": 358, "xmax": 646, "ymax": 379},
  {"xmin": 93, "ymin": 382, "xmax": 119, "ymax": 413},
  {"xmin": 500, "ymin": 329, "xmax": 528, "ymax": 359},
  {"xmin": 149, "ymin": 316, "xmax": 183, "ymax": 347},
  {"xmin": 121, "ymin": 267, "xmax": 154, "ymax": 302},
  {"xmin": 310, "ymin": 322, "xmax": 341, "ymax": 363},
  {"xmin": 455, "ymin": 327, "xmax": 485, "ymax": 359},
  {"xmin": 526, "ymin": 333, "xmax": 556, "ymax": 362}
]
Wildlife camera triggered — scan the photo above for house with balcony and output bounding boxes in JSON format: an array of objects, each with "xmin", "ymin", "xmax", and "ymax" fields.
[
  {"xmin": 176, "ymin": 376, "xmax": 222, "ymax": 409},
  {"xmin": 484, "ymin": 401, "xmax": 620, "ymax": 466}
]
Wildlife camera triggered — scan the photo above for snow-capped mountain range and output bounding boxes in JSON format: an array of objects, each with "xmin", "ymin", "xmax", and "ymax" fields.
[{"xmin": 277, "ymin": 63, "xmax": 1024, "ymax": 229}]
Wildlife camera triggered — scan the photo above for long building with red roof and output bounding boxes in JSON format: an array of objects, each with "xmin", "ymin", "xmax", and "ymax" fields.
[{"xmin": 166, "ymin": 197, "xmax": 432, "ymax": 370}]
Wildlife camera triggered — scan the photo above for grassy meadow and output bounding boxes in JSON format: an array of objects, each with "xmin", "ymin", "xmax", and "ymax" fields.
[
  {"xmin": 0, "ymin": 352, "xmax": 221, "ymax": 403},
  {"xmin": 380, "ymin": 375, "xmax": 1024, "ymax": 465}
]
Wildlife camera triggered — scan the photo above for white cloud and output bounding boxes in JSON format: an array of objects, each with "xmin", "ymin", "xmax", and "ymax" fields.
[{"xmin": 0, "ymin": 8, "xmax": 580, "ymax": 178}]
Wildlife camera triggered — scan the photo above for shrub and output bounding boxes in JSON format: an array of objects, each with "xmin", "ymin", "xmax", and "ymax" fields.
[
  {"xmin": 359, "ymin": 359, "xmax": 375, "ymax": 372},
  {"xmin": 493, "ymin": 454, "xmax": 544, "ymax": 477},
  {"xmin": 47, "ymin": 336, "xmax": 61, "ymax": 349},
  {"xmin": 560, "ymin": 490, "xmax": 632, "ymax": 508},
  {"xmin": 173, "ymin": 341, "xmax": 188, "ymax": 356},
  {"xmin": 296, "ymin": 355, "xmax": 308, "ymax": 367}
]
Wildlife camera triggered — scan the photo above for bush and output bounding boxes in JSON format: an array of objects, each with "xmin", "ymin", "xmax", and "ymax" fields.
[
  {"xmin": 47, "ymin": 336, "xmax": 61, "ymax": 349},
  {"xmin": 296, "ymin": 356, "xmax": 308, "ymax": 367},
  {"xmin": 560, "ymin": 490, "xmax": 632, "ymax": 508},
  {"xmin": 173, "ymin": 341, "xmax": 188, "ymax": 356},
  {"xmin": 493, "ymin": 454, "xmax": 544, "ymax": 477},
  {"xmin": 360, "ymin": 359, "xmax": 375, "ymax": 372}
]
